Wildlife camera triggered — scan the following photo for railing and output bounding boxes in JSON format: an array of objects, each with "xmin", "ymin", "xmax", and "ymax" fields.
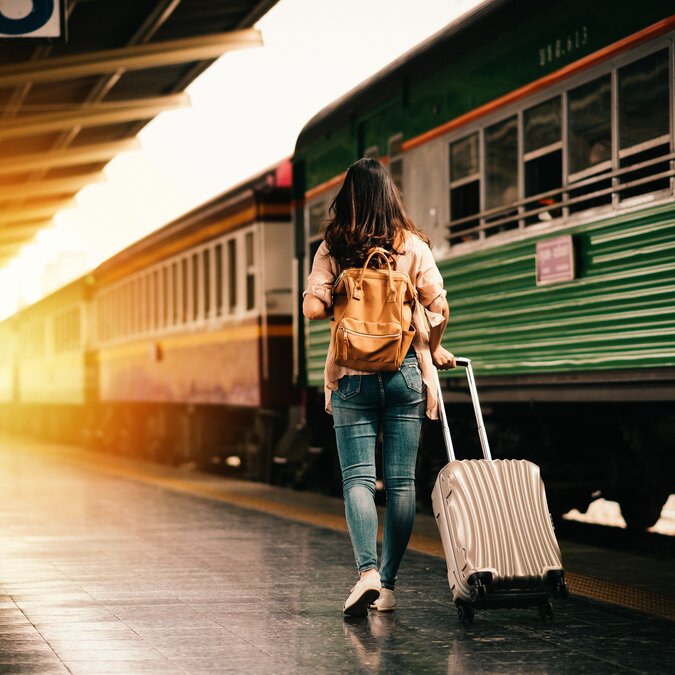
[{"xmin": 448, "ymin": 151, "xmax": 675, "ymax": 244}]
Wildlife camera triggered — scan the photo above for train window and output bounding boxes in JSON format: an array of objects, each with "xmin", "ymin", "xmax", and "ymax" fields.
[
  {"xmin": 118, "ymin": 286, "xmax": 124, "ymax": 337},
  {"xmin": 73, "ymin": 309, "xmax": 81, "ymax": 349},
  {"xmin": 364, "ymin": 145, "xmax": 379, "ymax": 160},
  {"xmin": 484, "ymin": 116, "xmax": 519, "ymax": 235},
  {"xmin": 172, "ymin": 261, "xmax": 179, "ymax": 326},
  {"xmin": 131, "ymin": 281, "xmax": 137, "ymax": 335},
  {"xmin": 181, "ymin": 258, "xmax": 189, "ymax": 323},
  {"xmin": 524, "ymin": 97, "xmax": 563, "ymax": 224},
  {"xmin": 55, "ymin": 308, "xmax": 81, "ymax": 352},
  {"xmin": 388, "ymin": 133, "xmax": 404, "ymax": 193},
  {"xmin": 308, "ymin": 201, "xmax": 325, "ymax": 240},
  {"xmin": 28, "ymin": 322, "xmax": 45, "ymax": 358},
  {"xmin": 164, "ymin": 266, "xmax": 170, "ymax": 327},
  {"xmin": 449, "ymin": 133, "xmax": 480, "ymax": 244},
  {"xmin": 215, "ymin": 243, "xmax": 223, "ymax": 316},
  {"xmin": 147, "ymin": 274, "xmax": 154, "ymax": 332},
  {"xmin": 154, "ymin": 269, "xmax": 161, "ymax": 330},
  {"xmin": 228, "ymin": 239, "xmax": 237, "ymax": 313},
  {"xmin": 110, "ymin": 292, "xmax": 115, "ymax": 339},
  {"xmin": 192, "ymin": 252, "xmax": 199, "ymax": 321},
  {"xmin": 203, "ymin": 249, "xmax": 211, "ymax": 319},
  {"xmin": 618, "ymin": 49, "xmax": 671, "ymax": 201},
  {"xmin": 567, "ymin": 75, "xmax": 612, "ymax": 213},
  {"xmin": 245, "ymin": 232, "xmax": 255, "ymax": 311},
  {"xmin": 138, "ymin": 279, "xmax": 143, "ymax": 334},
  {"xmin": 112, "ymin": 289, "xmax": 118, "ymax": 338},
  {"xmin": 125, "ymin": 283, "xmax": 132, "ymax": 336},
  {"xmin": 568, "ymin": 75, "xmax": 612, "ymax": 175},
  {"xmin": 140, "ymin": 276, "xmax": 147, "ymax": 334}
]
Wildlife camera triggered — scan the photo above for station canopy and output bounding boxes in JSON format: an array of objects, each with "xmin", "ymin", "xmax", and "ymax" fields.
[{"xmin": 0, "ymin": 0, "xmax": 279, "ymax": 265}]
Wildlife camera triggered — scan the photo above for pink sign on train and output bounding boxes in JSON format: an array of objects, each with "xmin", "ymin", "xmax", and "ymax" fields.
[{"xmin": 536, "ymin": 235, "xmax": 575, "ymax": 285}]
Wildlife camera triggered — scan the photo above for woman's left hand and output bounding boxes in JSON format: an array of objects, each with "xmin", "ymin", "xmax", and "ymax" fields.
[
  {"xmin": 432, "ymin": 346, "xmax": 456, "ymax": 370},
  {"xmin": 303, "ymin": 295, "xmax": 331, "ymax": 320}
]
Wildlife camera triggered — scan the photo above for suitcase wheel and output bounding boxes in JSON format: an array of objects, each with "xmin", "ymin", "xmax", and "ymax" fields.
[
  {"xmin": 538, "ymin": 600, "xmax": 554, "ymax": 622},
  {"xmin": 556, "ymin": 581, "xmax": 569, "ymax": 600},
  {"xmin": 456, "ymin": 602, "xmax": 475, "ymax": 625},
  {"xmin": 469, "ymin": 581, "xmax": 488, "ymax": 602}
]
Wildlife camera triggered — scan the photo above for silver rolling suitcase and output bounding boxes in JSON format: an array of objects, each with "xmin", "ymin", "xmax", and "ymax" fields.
[{"xmin": 431, "ymin": 357, "xmax": 568, "ymax": 624}]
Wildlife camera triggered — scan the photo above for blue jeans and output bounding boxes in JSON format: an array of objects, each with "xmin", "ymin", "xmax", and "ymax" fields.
[{"xmin": 331, "ymin": 354, "xmax": 426, "ymax": 590}]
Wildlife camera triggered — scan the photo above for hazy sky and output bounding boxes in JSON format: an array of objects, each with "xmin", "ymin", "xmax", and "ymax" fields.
[{"xmin": 0, "ymin": 0, "xmax": 483, "ymax": 319}]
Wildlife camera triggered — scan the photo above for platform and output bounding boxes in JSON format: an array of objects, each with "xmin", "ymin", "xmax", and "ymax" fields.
[{"xmin": 0, "ymin": 435, "xmax": 673, "ymax": 674}]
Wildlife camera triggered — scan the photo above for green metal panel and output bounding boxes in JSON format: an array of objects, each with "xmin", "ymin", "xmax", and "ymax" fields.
[
  {"xmin": 295, "ymin": 0, "xmax": 671, "ymax": 190},
  {"xmin": 306, "ymin": 203, "xmax": 675, "ymax": 386}
]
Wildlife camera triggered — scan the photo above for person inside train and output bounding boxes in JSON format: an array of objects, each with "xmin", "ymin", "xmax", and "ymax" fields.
[{"xmin": 302, "ymin": 157, "xmax": 455, "ymax": 616}]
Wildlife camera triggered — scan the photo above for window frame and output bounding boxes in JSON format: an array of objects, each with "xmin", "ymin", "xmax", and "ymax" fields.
[
  {"xmin": 444, "ymin": 35, "xmax": 674, "ymax": 251},
  {"xmin": 95, "ymin": 225, "xmax": 261, "ymax": 346}
]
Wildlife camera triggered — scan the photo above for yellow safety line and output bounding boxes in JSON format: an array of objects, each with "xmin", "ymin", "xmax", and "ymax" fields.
[{"xmin": 8, "ymin": 437, "xmax": 675, "ymax": 622}]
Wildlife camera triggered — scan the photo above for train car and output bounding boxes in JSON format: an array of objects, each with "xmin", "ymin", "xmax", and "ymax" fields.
[
  {"xmin": 0, "ymin": 314, "xmax": 17, "ymax": 431},
  {"xmin": 92, "ymin": 160, "xmax": 294, "ymax": 478},
  {"xmin": 0, "ymin": 276, "xmax": 96, "ymax": 442},
  {"xmin": 291, "ymin": 0, "xmax": 675, "ymax": 528}
]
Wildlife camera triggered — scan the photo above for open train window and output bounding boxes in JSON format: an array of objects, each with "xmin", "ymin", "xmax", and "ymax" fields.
[
  {"xmin": 153, "ymin": 270, "xmax": 160, "ymax": 331},
  {"xmin": 148, "ymin": 272, "xmax": 156, "ymax": 330},
  {"xmin": 449, "ymin": 133, "xmax": 480, "ymax": 244},
  {"xmin": 567, "ymin": 75, "xmax": 612, "ymax": 213},
  {"xmin": 164, "ymin": 266, "xmax": 171, "ymax": 327},
  {"xmin": 227, "ymin": 239, "xmax": 237, "ymax": 313},
  {"xmin": 484, "ymin": 116, "xmax": 519, "ymax": 236},
  {"xmin": 181, "ymin": 258, "xmax": 189, "ymax": 324},
  {"xmin": 524, "ymin": 97, "xmax": 562, "ymax": 224},
  {"xmin": 245, "ymin": 232, "xmax": 255, "ymax": 311},
  {"xmin": 203, "ymin": 249, "xmax": 211, "ymax": 320},
  {"xmin": 618, "ymin": 49, "xmax": 671, "ymax": 201},
  {"xmin": 172, "ymin": 262, "xmax": 179, "ymax": 327},
  {"xmin": 192, "ymin": 252, "xmax": 199, "ymax": 322},
  {"xmin": 215, "ymin": 244, "xmax": 223, "ymax": 316}
]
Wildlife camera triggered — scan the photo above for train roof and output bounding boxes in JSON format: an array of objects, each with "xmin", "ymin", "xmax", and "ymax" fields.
[
  {"xmin": 94, "ymin": 157, "xmax": 291, "ymax": 280},
  {"xmin": 294, "ymin": 0, "xmax": 510, "ymax": 152}
]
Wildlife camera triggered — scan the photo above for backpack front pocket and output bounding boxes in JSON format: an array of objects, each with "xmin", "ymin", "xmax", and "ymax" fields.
[{"xmin": 336, "ymin": 318, "xmax": 402, "ymax": 371}]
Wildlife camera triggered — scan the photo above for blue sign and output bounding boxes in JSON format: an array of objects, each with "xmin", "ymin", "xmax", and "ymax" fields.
[{"xmin": 0, "ymin": 1, "xmax": 66, "ymax": 40}]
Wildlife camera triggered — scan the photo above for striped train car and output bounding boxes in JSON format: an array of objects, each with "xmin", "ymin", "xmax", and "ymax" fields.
[
  {"xmin": 93, "ymin": 160, "xmax": 295, "ymax": 475},
  {"xmin": 292, "ymin": 0, "xmax": 675, "ymax": 528},
  {"xmin": 0, "ymin": 276, "xmax": 96, "ymax": 440},
  {"xmin": 0, "ymin": 161, "xmax": 295, "ymax": 479}
]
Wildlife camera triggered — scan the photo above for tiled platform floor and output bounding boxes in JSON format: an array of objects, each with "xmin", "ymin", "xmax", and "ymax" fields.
[{"xmin": 0, "ymin": 437, "xmax": 673, "ymax": 674}]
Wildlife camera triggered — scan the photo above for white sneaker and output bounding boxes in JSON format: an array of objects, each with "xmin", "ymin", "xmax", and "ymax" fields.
[
  {"xmin": 343, "ymin": 571, "xmax": 381, "ymax": 617},
  {"xmin": 369, "ymin": 588, "xmax": 396, "ymax": 612}
]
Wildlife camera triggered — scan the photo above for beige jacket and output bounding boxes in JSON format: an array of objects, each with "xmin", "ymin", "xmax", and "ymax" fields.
[{"xmin": 303, "ymin": 232, "xmax": 447, "ymax": 419}]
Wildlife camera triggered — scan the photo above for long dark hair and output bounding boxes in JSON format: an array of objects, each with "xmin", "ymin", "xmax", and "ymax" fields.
[{"xmin": 322, "ymin": 157, "xmax": 429, "ymax": 269}]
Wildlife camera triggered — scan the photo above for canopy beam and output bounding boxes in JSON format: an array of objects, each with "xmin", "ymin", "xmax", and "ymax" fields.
[
  {"xmin": 0, "ymin": 29, "xmax": 262, "ymax": 89},
  {"xmin": 0, "ymin": 95, "xmax": 189, "ymax": 141},
  {"xmin": 0, "ymin": 139, "xmax": 140, "ymax": 177}
]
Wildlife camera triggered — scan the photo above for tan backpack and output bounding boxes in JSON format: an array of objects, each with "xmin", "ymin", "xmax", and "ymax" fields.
[{"xmin": 331, "ymin": 247, "xmax": 417, "ymax": 372}]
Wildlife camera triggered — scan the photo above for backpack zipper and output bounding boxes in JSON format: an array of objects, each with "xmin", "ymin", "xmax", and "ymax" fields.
[{"xmin": 339, "ymin": 326, "xmax": 400, "ymax": 339}]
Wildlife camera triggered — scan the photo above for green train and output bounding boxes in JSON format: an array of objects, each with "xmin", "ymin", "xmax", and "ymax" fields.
[{"xmin": 290, "ymin": 0, "xmax": 675, "ymax": 528}]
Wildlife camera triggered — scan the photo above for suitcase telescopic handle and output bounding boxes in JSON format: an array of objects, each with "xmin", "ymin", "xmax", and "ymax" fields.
[{"xmin": 434, "ymin": 356, "xmax": 493, "ymax": 463}]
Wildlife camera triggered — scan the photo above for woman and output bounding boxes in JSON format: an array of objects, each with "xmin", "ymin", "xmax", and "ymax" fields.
[{"xmin": 303, "ymin": 158, "xmax": 455, "ymax": 616}]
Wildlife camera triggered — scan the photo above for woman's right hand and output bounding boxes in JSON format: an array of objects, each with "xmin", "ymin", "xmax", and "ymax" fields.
[{"xmin": 432, "ymin": 346, "xmax": 456, "ymax": 370}]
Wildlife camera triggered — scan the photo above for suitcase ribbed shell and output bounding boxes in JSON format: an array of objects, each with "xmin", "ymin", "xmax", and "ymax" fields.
[{"xmin": 432, "ymin": 459, "xmax": 563, "ymax": 602}]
